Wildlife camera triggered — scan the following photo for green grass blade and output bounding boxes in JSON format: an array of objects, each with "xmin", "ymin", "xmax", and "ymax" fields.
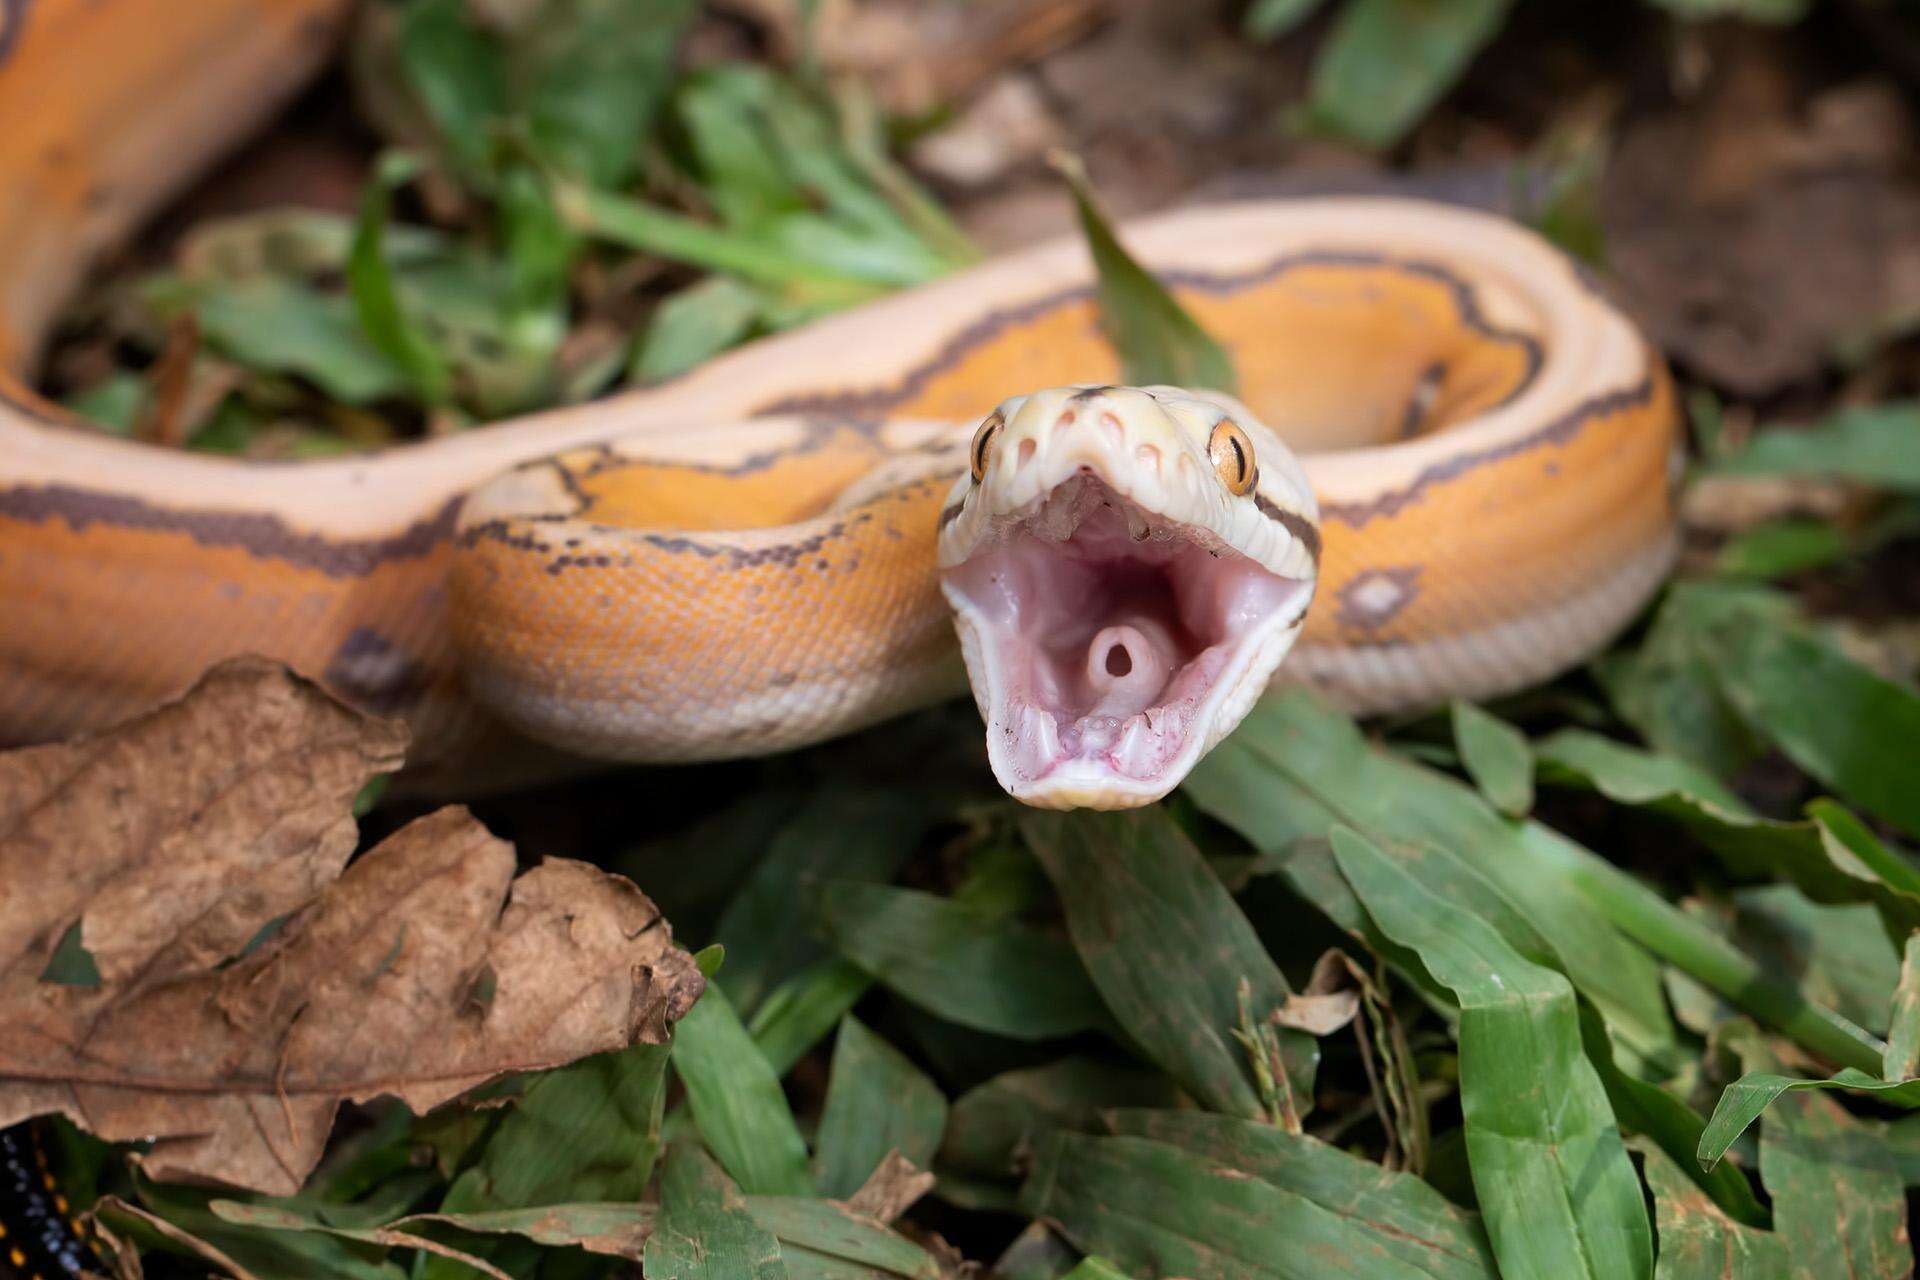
[
  {"xmin": 1330, "ymin": 827, "xmax": 1652, "ymax": 1279},
  {"xmin": 1538, "ymin": 730, "xmax": 1920, "ymax": 940},
  {"xmin": 741, "ymin": 1198, "xmax": 938, "ymax": 1278},
  {"xmin": 715, "ymin": 789, "xmax": 931, "ymax": 1014},
  {"xmin": 1699, "ymin": 587, "xmax": 1920, "ymax": 838},
  {"xmin": 1887, "ymin": 933, "xmax": 1920, "ymax": 1079},
  {"xmin": 645, "ymin": 1143, "xmax": 789, "ymax": 1280},
  {"xmin": 748, "ymin": 959, "xmax": 873, "ymax": 1078},
  {"xmin": 811, "ymin": 1016, "xmax": 947, "ymax": 1199},
  {"xmin": 1574, "ymin": 1004, "xmax": 1768, "ymax": 1227},
  {"xmin": 396, "ymin": 0, "xmax": 507, "ymax": 177},
  {"xmin": 521, "ymin": 0, "xmax": 696, "ymax": 188},
  {"xmin": 816, "ymin": 880, "xmax": 1109, "ymax": 1040},
  {"xmin": 1631, "ymin": 1140, "xmax": 1788, "ymax": 1279},
  {"xmin": 556, "ymin": 181, "xmax": 885, "ymax": 301},
  {"xmin": 348, "ymin": 153, "xmax": 453, "ymax": 406},
  {"xmin": 940, "ymin": 1058, "xmax": 1183, "ymax": 1184},
  {"xmin": 1103, "ymin": 1111, "xmax": 1497, "ymax": 1278},
  {"xmin": 1052, "ymin": 154, "xmax": 1237, "ymax": 394},
  {"xmin": 1699, "ymin": 1069, "xmax": 1920, "ymax": 1168},
  {"xmin": 1734, "ymin": 1034, "xmax": 1913, "ymax": 1278},
  {"xmin": 1023, "ymin": 1132, "xmax": 1469, "ymax": 1280},
  {"xmin": 1021, "ymin": 809, "xmax": 1316, "ymax": 1120},
  {"xmin": 1713, "ymin": 403, "xmax": 1920, "ymax": 490},
  {"xmin": 1186, "ymin": 690, "xmax": 1678, "ymax": 1061},
  {"xmin": 671, "ymin": 982, "xmax": 816, "ymax": 1196},
  {"xmin": 1304, "ymin": 0, "xmax": 1514, "ymax": 150},
  {"xmin": 1244, "ymin": 0, "xmax": 1330, "ymax": 39},
  {"xmin": 1450, "ymin": 701, "xmax": 1533, "ymax": 817}
]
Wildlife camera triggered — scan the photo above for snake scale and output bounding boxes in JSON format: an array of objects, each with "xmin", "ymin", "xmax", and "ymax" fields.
[{"xmin": 0, "ymin": 2, "xmax": 1678, "ymax": 1270}]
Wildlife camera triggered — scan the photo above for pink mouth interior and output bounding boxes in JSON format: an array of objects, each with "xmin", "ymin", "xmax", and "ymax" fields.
[{"xmin": 943, "ymin": 477, "xmax": 1308, "ymax": 789}]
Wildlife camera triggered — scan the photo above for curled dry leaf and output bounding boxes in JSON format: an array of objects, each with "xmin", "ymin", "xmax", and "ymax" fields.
[
  {"xmin": 0, "ymin": 658, "xmax": 704, "ymax": 1194},
  {"xmin": 844, "ymin": 1149, "xmax": 937, "ymax": 1225}
]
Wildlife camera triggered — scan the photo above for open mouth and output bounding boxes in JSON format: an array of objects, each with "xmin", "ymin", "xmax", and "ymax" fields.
[{"xmin": 941, "ymin": 474, "xmax": 1311, "ymax": 806}]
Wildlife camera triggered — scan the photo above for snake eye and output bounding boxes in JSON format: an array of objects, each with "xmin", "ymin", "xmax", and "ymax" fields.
[
  {"xmin": 1208, "ymin": 419, "xmax": 1257, "ymax": 496},
  {"xmin": 969, "ymin": 412, "xmax": 1005, "ymax": 484}
]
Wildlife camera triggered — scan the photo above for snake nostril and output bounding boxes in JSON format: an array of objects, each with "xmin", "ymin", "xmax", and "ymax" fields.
[
  {"xmin": 1099, "ymin": 411, "xmax": 1122, "ymax": 438},
  {"xmin": 1135, "ymin": 443, "xmax": 1159, "ymax": 471},
  {"xmin": 1055, "ymin": 410, "xmax": 1076, "ymax": 430},
  {"xmin": 1017, "ymin": 438, "xmax": 1037, "ymax": 467}
]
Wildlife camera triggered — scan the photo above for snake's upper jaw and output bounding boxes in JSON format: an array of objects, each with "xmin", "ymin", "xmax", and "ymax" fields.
[{"xmin": 937, "ymin": 386, "xmax": 1319, "ymax": 810}]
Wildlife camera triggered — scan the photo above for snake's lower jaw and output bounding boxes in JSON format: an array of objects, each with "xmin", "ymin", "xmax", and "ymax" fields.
[{"xmin": 941, "ymin": 481, "xmax": 1313, "ymax": 810}]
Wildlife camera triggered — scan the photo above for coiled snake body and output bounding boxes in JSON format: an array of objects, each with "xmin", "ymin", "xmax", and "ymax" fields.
[
  {"xmin": 0, "ymin": 2, "xmax": 1684, "ymax": 1271},
  {"xmin": 0, "ymin": 0, "xmax": 1680, "ymax": 811}
]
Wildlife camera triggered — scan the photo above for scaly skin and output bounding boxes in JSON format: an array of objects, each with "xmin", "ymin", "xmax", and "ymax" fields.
[{"xmin": 0, "ymin": 0, "xmax": 1681, "ymax": 788}]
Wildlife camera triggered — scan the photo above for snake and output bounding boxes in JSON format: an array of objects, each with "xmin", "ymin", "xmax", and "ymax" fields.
[
  {"xmin": 0, "ymin": 0, "xmax": 1682, "ymax": 1269},
  {"xmin": 0, "ymin": 0, "xmax": 1682, "ymax": 813}
]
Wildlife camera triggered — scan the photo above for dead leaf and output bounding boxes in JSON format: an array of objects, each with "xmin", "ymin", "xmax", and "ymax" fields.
[
  {"xmin": 844, "ymin": 1148, "xmax": 935, "ymax": 1224},
  {"xmin": 0, "ymin": 658, "xmax": 704, "ymax": 1194},
  {"xmin": 1272, "ymin": 952, "xmax": 1364, "ymax": 1037}
]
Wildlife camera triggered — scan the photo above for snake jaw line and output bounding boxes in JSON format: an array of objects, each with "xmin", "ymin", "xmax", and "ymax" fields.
[{"xmin": 939, "ymin": 386, "xmax": 1318, "ymax": 809}]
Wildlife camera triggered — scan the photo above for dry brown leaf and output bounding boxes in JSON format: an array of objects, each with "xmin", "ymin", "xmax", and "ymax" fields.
[
  {"xmin": 843, "ymin": 1148, "xmax": 935, "ymax": 1224},
  {"xmin": 0, "ymin": 658, "xmax": 704, "ymax": 1194}
]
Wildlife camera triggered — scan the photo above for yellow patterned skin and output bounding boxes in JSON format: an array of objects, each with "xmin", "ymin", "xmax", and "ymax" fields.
[{"xmin": 0, "ymin": 2, "xmax": 1681, "ymax": 791}]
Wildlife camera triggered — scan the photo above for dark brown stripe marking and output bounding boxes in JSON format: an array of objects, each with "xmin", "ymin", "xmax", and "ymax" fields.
[
  {"xmin": 751, "ymin": 249, "xmax": 1546, "ymax": 422},
  {"xmin": 1321, "ymin": 360, "xmax": 1663, "ymax": 528},
  {"xmin": 1255, "ymin": 495, "xmax": 1322, "ymax": 565},
  {"xmin": 0, "ymin": 484, "xmax": 462, "ymax": 577}
]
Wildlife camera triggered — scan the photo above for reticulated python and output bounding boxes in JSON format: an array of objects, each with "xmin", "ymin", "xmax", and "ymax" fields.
[
  {"xmin": 0, "ymin": 0, "xmax": 1678, "ymax": 812},
  {"xmin": 0, "ymin": 1, "xmax": 1682, "ymax": 1272}
]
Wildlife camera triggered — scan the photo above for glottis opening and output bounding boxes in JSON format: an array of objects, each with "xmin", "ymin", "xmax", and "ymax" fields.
[{"xmin": 942, "ymin": 475, "xmax": 1309, "ymax": 794}]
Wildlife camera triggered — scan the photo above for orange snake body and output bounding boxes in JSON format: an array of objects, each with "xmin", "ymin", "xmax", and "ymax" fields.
[{"xmin": 0, "ymin": 0, "xmax": 1681, "ymax": 788}]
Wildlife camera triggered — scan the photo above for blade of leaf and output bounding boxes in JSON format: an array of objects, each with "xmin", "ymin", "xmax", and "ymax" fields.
[
  {"xmin": 1304, "ymin": 0, "xmax": 1514, "ymax": 150},
  {"xmin": 632, "ymin": 276, "xmax": 766, "ymax": 384},
  {"xmin": 645, "ymin": 1142, "xmax": 788, "ymax": 1280},
  {"xmin": 1698, "ymin": 1069, "xmax": 1920, "ymax": 1168},
  {"xmin": 1537, "ymin": 730, "xmax": 1920, "ymax": 943},
  {"xmin": 1021, "ymin": 809, "xmax": 1316, "ymax": 1121},
  {"xmin": 749, "ymin": 958, "xmax": 873, "ymax": 1078},
  {"xmin": 1574, "ymin": 1003, "xmax": 1768, "ymax": 1228},
  {"xmin": 1245, "ymin": 0, "xmax": 1330, "ymax": 39},
  {"xmin": 396, "ymin": 0, "xmax": 507, "ymax": 178},
  {"xmin": 742, "ymin": 1198, "xmax": 938, "ymax": 1279},
  {"xmin": 1102, "ymin": 1110, "xmax": 1497, "ymax": 1278},
  {"xmin": 940, "ymin": 1057, "xmax": 1184, "ymax": 1183},
  {"xmin": 1023, "ymin": 1132, "xmax": 1470, "ymax": 1280},
  {"xmin": 1888, "ymin": 932, "xmax": 1920, "ymax": 1079},
  {"xmin": 1052, "ymin": 153, "xmax": 1237, "ymax": 394},
  {"xmin": 1191, "ymin": 690, "xmax": 1885, "ymax": 1074},
  {"xmin": 716, "ymin": 788, "xmax": 931, "ymax": 1014},
  {"xmin": 1713, "ymin": 403, "xmax": 1920, "ymax": 490},
  {"xmin": 1733, "ymin": 1032, "xmax": 1913, "ymax": 1278},
  {"xmin": 1186, "ymin": 689, "xmax": 1679, "ymax": 1062},
  {"xmin": 1630, "ymin": 1140, "xmax": 1788, "ymax": 1280},
  {"xmin": 521, "ymin": 0, "xmax": 697, "ymax": 188},
  {"xmin": 1450, "ymin": 701, "xmax": 1532, "ymax": 817},
  {"xmin": 671, "ymin": 981, "xmax": 815, "ymax": 1196},
  {"xmin": 349, "ymin": 152, "xmax": 452, "ymax": 406},
  {"xmin": 1329, "ymin": 826, "xmax": 1652, "ymax": 1280},
  {"xmin": 812, "ymin": 1017, "xmax": 947, "ymax": 1199},
  {"xmin": 816, "ymin": 879, "xmax": 1109, "ymax": 1041},
  {"xmin": 1699, "ymin": 585, "xmax": 1920, "ymax": 838}
]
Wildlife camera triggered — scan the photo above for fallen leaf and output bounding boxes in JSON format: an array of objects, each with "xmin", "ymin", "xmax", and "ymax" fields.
[
  {"xmin": 0, "ymin": 658, "xmax": 704, "ymax": 1194},
  {"xmin": 844, "ymin": 1149, "xmax": 936, "ymax": 1224}
]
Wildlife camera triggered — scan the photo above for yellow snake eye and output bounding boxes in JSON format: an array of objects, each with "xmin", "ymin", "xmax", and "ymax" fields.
[
  {"xmin": 1208, "ymin": 419, "xmax": 1257, "ymax": 496},
  {"xmin": 970, "ymin": 412, "xmax": 1005, "ymax": 484}
]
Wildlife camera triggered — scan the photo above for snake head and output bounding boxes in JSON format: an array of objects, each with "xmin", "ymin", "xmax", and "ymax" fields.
[{"xmin": 936, "ymin": 385, "xmax": 1319, "ymax": 810}]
